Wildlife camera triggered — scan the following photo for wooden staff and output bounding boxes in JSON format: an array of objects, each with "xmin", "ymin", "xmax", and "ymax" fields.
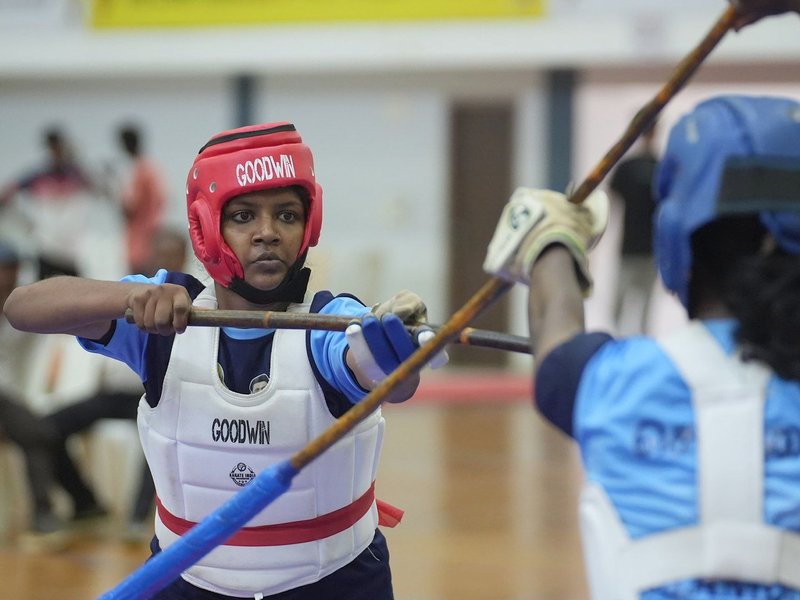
[
  {"xmin": 292, "ymin": 276, "xmax": 511, "ymax": 469},
  {"xmin": 290, "ymin": 6, "xmax": 738, "ymax": 471},
  {"xmin": 124, "ymin": 307, "xmax": 533, "ymax": 355},
  {"xmin": 569, "ymin": 5, "xmax": 737, "ymax": 205}
]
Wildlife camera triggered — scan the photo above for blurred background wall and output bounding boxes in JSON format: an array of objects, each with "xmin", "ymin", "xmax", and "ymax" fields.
[{"xmin": 0, "ymin": 0, "xmax": 798, "ymax": 368}]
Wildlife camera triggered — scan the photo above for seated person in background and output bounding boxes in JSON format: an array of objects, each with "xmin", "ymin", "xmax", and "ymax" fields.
[
  {"xmin": 0, "ymin": 242, "xmax": 103, "ymax": 540},
  {"xmin": 44, "ymin": 227, "xmax": 190, "ymax": 542}
]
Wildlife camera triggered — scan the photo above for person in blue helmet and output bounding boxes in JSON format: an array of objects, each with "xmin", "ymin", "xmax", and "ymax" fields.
[
  {"xmin": 483, "ymin": 94, "xmax": 800, "ymax": 599},
  {"xmin": 4, "ymin": 122, "xmax": 447, "ymax": 599}
]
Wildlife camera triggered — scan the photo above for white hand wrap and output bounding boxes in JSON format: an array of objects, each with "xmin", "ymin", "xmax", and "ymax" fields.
[
  {"xmin": 483, "ymin": 187, "xmax": 609, "ymax": 295},
  {"xmin": 414, "ymin": 328, "xmax": 449, "ymax": 370},
  {"xmin": 345, "ymin": 320, "xmax": 389, "ymax": 385}
]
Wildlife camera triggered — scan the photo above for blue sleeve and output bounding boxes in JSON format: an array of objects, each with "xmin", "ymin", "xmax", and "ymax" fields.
[
  {"xmin": 535, "ymin": 332, "xmax": 614, "ymax": 437},
  {"xmin": 308, "ymin": 293, "xmax": 371, "ymax": 405}
]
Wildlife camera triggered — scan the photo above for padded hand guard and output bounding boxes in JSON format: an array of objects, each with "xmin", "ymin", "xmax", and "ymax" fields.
[
  {"xmin": 347, "ymin": 291, "xmax": 448, "ymax": 388},
  {"xmin": 370, "ymin": 289, "xmax": 429, "ymax": 324},
  {"xmin": 482, "ymin": 187, "xmax": 609, "ymax": 295},
  {"xmin": 372, "ymin": 289, "xmax": 447, "ymax": 370}
]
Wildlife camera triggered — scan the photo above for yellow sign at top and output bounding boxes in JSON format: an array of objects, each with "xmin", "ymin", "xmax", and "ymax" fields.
[{"xmin": 91, "ymin": 0, "xmax": 544, "ymax": 28}]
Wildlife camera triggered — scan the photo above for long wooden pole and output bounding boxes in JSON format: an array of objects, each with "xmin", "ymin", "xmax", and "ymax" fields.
[
  {"xmin": 125, "ymin": 307, "xmax": 533, "ymax": 355},
  {"xmin": 568, "ymin": 5, "xmax": 737, "ymax": 205},
  {"xmin": 289, "ymin": 6, "xmax": 738, "ymax": 471},
  {"xmin": 291, "ymin": 277, "xmax": 511, "ymax": 469}
]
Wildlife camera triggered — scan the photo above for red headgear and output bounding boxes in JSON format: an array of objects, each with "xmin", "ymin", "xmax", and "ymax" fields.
[{"xmin": 186, "ymin": 122, "xmax": 322, "ymax": 287}]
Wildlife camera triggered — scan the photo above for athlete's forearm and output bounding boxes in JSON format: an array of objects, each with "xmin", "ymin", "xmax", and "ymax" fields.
[
  {"xmin": 529, "ymin": 245, "xmax": 586, "ymax": 369},
  {"xmin": 3, "ymin": 276, "xmax": 147, "ymax": 339}
]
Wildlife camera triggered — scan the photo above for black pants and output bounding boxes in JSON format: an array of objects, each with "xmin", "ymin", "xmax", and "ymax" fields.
[
  {"xmin": 46, "ymin": 390, "xmax": 155, "ymax": 522},
  {"xmin": 0, "ymin": 393, "xmax": 97, "ymax": 516},
  {"xmin": 149, "ymin": 529, "xmax": 395, "ymax": 600}
]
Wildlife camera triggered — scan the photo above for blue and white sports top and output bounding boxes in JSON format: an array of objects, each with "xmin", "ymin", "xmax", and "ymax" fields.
[{"xmin": 536, "ymin": 319, "xmax": 800, "ymax": 599}]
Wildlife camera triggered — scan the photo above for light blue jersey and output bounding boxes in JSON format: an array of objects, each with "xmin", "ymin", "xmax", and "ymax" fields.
[{"xmin": 539, "ymin": 319, "xmax": 800, "ymax": 599}]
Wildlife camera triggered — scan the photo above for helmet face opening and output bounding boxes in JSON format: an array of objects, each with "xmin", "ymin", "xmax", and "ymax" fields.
[
  {"xmin": 654, "ymin": 95, "xmax": 800, "ymax": 308},
  {"xmin": 186, "ymin": 122, "xmax": 322, "ymax": 287}
]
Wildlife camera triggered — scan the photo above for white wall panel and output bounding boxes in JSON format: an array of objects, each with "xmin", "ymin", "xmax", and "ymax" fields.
[
  {"xmin": 257, "ymin": 73, "xmax": 547, "ymax": 323},
  {"xmin": 258, "ymin": 79, "xmax": 449, "ymax": 317}
]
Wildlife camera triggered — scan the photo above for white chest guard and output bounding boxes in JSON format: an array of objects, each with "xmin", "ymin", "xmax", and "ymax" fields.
[
  {"xmin": 579, "ymin": 321, "xmax": 800, "ymax": 599},
  {"xmin": 137, "ymin": 287, "xmax": 385, "ymax": 597}
]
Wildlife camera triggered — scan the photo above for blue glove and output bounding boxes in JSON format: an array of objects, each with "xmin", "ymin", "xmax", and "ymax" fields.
[
  {"xmin": 346, "ymin": 313, "xmax": 416, "ymax": 385},
  {"xmin": 346, "ymin": 313, "xmax": 448, "ymax": 388}
]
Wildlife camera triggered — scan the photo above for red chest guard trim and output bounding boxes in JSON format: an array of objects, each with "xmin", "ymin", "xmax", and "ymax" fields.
[{"xmin": 156, "ymin": 482, "xmax": 376, "ymax": 547}]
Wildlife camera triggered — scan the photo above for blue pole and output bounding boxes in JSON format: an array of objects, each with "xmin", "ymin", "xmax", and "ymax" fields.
[{"xmin": 99, "ymin": 459, "xmax": 298, "ymax": 600}]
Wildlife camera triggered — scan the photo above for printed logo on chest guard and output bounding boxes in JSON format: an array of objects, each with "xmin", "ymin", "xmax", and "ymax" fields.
[
  {"xmin": 212, "ymin": 418, "xmax": 271, "ymax": 445},
  {"xmin": 250, "ymin": 373, "xmax": 269, "ymax": 393},
  {"xmin": 230, "ymin": 462, "xmax": 256, "ymax": 487}
]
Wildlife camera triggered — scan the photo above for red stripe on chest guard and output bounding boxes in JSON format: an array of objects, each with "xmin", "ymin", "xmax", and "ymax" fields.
[{"xmin": 157, "ymin": 482, "xmax": 376, "ymax": 546}]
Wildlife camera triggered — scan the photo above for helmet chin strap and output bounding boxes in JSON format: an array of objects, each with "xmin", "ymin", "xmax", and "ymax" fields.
[{"xmin": 228, "ymin": 254, "xmax": 311, "ymax": 305}]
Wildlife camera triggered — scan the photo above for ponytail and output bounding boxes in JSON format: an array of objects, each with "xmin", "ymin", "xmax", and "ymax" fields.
[{"xmin": 690, "ymin": 216, "xmax": 800, "ymax": 381}]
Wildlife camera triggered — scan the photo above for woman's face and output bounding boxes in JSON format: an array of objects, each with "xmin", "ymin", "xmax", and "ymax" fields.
[{"xmin": 221, "ymin": 187, "xmax": 306, "ymax": 292}]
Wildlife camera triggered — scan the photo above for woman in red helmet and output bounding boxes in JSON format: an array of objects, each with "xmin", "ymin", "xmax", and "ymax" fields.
[{"xmin": 4, "ymin": 122, "xmax": 446, "ymax": 599}]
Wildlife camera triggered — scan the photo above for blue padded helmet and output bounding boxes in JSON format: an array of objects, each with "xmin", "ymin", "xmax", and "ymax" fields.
[{"xmin": 654, "ymin": 94, "xmax": 800, "ymax": 308}]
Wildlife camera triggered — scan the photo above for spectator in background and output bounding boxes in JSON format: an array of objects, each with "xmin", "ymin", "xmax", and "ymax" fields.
[
  {"xmin": 0, "ymin": 241, "xmax": 104, "ymax": 544},
  {"xmin": 43, "ymin": 227, "xmax": 190, "ymax": 543},
  {"xmin": 148, "ymin": 226, "xmax": 190, "ymax": 277},
  {"xmin": 607, "ymin": 120, "xmax": 659, "ymax": 335},
  {"xmin": 118, "ymin": 124, "xmax": 167, "ymax": 274},
  {"xmin": 0, "ymin": 128, "xmax": 93, "ymax": 205},
  {"xmin": 0, "ymin": 127, "xmax": 95, "ymax": 279}
]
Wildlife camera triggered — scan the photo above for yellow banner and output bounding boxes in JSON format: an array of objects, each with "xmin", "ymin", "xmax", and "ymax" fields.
[{"xmin": 91, "ymin": 0, "xmax": 544, "ymax": 28}]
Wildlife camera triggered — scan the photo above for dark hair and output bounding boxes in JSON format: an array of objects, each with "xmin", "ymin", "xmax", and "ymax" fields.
[
  {"xmin": 43, "ymin": 127, "xmax": 66, "ymax": 154},
  {"xmin": 119, "ymin": 125, "xmax": 141, "ymax": 156},
  {"xmin": 44, "ymin": 127, "xmax": 62, "ymax": 144},
  {"xmin": 690, "ymin": 215, "xmax": 800, "ymax": 380}
]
